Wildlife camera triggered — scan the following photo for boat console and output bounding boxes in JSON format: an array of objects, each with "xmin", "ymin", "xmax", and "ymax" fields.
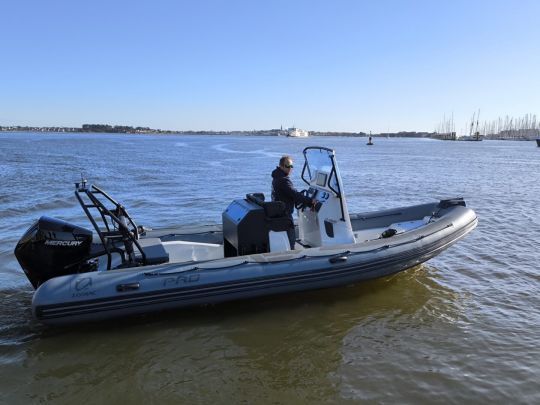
[
  {"xmin": 297, "ymin": 147, "xmax": 355, "ymax": 247},
  {"xmin": 221, "ymin": 147, "xmax": 357, "ymax": 256}
]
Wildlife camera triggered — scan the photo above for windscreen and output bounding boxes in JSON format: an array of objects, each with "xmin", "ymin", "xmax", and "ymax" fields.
[{"xmin": 303, "ymin": 148, "xmax": 339, "ymax": 192}]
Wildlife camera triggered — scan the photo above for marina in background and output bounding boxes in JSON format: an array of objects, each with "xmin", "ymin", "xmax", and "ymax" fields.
[{"xmin": 435, "ymin": 112, "xmax": 540, "ymax": 141}]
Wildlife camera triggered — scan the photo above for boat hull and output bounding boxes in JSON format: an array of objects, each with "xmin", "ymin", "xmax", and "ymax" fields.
[{"xmin": 32, "ymin": 205, "xmax": 477, "ymax": 325}]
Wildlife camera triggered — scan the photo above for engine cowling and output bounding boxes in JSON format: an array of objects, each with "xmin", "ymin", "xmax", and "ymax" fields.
[{"xmin": 14, "ymin": 216, "xmax": 93, "ymax": 288}]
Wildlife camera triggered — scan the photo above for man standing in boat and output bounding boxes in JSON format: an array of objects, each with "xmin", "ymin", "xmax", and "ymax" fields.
[{"xmin": 271, "ymin": 155, "xmax": 314, "ymax": 250}]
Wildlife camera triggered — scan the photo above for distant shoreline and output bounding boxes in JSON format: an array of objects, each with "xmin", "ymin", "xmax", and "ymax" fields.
[
  {"xmin": 0, "ymin": 125, "xmax": 442, "ymax": 139},
  {"xmin": 0, "ymin": 129, "xmax": 438, "ymax": 138},
  {"xmin": 1, "ymin": 126, "xmax": 538, "ymax": 141}
]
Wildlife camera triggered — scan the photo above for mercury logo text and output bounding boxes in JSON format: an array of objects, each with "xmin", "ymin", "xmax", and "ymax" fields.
[{"xmin": 44, "ymin": 240, "xmax": 83, "ymax": 247}]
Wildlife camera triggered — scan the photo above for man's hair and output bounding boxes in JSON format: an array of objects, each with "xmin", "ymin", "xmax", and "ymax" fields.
[{"xmin": 279, "ymin": 155, "xmax": 293, "ymax": 167}]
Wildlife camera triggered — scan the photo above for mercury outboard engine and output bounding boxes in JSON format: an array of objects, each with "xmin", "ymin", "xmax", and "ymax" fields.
[{"xmin": 14, "ymin": 216, "xmax": 94, "ymax": 289}]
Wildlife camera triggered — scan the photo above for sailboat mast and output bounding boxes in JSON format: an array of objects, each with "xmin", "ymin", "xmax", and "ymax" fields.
[
  {"xmin": 469, "ymin": 111, "xmax": 475, "ymax": 136},
  {"xmin": 475, "ymin": 109, "xmax": 481, "ymax": 140}
]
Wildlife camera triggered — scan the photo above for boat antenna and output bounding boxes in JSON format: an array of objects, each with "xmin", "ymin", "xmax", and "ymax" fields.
[{"xmin": 76, "ymin": 173, "xmax": 88, "ymax": 191}]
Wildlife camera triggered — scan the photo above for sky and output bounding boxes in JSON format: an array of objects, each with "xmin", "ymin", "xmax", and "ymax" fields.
[{"xmin": 1, "ymin": 0, "xmax": 539, "ymax": 133}]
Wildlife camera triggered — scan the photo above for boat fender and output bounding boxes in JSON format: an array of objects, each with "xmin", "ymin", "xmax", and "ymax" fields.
[{"xmin": 381, "ymin": 228, "xmax": 397, "ymax": 238}]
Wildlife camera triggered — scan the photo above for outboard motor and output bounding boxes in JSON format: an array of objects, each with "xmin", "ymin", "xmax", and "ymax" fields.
[{"xmin": 14, "ymin": 216, "xmax": 94, "ymax": 289}]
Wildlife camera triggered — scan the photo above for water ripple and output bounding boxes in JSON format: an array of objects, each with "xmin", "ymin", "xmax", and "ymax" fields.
[{"xmin": 1, "ymin": 134, "xmax": 539, "ymax": 403}]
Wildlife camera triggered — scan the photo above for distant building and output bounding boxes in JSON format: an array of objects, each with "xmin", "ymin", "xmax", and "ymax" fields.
[{"xmin": 287, "ymin": 127, "xmax": 309, "ymax": 137}]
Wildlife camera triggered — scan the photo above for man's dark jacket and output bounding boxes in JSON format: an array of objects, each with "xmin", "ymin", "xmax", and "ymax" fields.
[{"xmin": 271, "ymin": 167, "xmax": 312, "ymax": 216}]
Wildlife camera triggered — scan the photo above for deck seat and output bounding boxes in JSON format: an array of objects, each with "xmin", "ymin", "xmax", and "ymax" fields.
[
  {"xmin": 246, "ymin": 193, "xmax": 292, "ymax": 232},
  {"xmin": 137, "ymin": 237, "xmax": 170, "ymax": 265}
]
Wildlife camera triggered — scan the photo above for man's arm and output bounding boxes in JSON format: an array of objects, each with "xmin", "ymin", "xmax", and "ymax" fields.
[{"xmin": 281, "ymin": 177, "xmax": 312, "ymax": 205}]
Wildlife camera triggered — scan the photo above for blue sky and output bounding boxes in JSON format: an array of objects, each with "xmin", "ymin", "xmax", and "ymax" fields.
[{"xmin": 1, "ymin": 0, "xmax": 539, "ymax": 133}]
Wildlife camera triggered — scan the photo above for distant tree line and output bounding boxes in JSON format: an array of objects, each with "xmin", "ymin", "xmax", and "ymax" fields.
[{"xmin": 82, "ymin": 124, "xmax": 153, "ymax": 133}]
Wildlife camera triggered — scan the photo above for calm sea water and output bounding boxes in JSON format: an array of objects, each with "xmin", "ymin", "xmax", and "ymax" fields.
[{"xmin": 0, "ymin": 132, "xmax": 539, "ymax": 403}]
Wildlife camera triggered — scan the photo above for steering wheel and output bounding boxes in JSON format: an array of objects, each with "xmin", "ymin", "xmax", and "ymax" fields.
[{"xmin": 295, "ymin": 189, "xmax": 310, "ymax": 210}]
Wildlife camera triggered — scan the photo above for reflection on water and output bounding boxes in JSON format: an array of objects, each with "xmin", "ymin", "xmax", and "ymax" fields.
[
  {"xmin": 334, "ymin": 266, "xmax": 472, "ymax": 401},
  {"xmin": 1, "ymin": 264, "xmax": 464, "ymax": 403},
  {"xmin": 1, "ymin": 134, "xmax": 539, "ymax": 403}
]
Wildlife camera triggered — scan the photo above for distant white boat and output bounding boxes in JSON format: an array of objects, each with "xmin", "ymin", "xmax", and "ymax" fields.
[{"xmin": 287, "ymin": 127, "xmax": 309, "ymax": 137}]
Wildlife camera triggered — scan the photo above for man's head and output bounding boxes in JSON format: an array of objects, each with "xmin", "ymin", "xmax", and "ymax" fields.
[{"xmin": 279, "ymin": 155, "xmax": 294, "ymax": 176}]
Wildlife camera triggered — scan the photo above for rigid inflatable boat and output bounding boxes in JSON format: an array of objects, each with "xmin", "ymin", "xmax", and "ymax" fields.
[{"xmin": 15, "ymin": 147, "xmax": 477, "ymax": 325}]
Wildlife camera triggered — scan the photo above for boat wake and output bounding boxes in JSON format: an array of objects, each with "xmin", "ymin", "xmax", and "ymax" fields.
[
  {"xmin": 0, "ymin": 288, "xmax": 43, "ymax": 345},
  {"xmin": 212, "ymin": 144, "xmax": 281, "ymax": 158}
]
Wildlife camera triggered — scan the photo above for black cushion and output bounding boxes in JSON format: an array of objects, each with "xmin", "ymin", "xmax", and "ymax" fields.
[{"xmin": 138, "ymin": 238, "xmax": 169, "ymax": 265}]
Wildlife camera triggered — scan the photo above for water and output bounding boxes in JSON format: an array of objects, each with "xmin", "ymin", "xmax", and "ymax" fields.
[{"xmin": 1, "ymin": 133, "xmax": 539, "ymax": 403}]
